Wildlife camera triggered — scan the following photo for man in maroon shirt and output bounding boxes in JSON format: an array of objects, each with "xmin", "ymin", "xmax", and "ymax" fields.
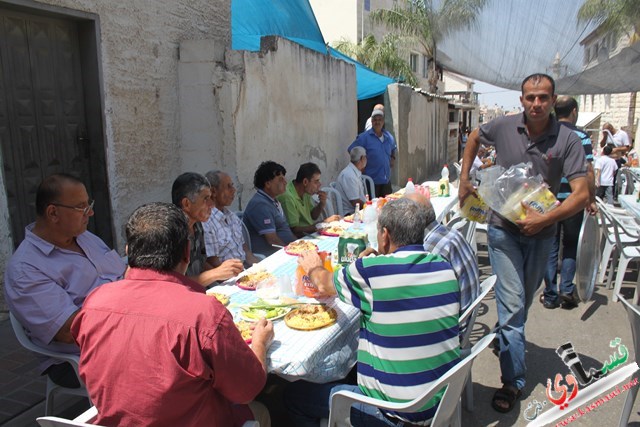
[{"xmin": 72, "ymin": 202, "xmax": 273, "ymax": 426}]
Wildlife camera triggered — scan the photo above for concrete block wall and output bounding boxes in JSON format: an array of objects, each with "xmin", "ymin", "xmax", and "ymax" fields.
[{"xmin": 386, "ymin": 84, "xmax": 450, "ymax": 186}]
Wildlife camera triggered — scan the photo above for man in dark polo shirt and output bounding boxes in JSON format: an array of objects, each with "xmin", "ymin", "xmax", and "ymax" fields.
[{"xmin": 459, "ymin": 74, "xmax": 589, "ymax": 413}]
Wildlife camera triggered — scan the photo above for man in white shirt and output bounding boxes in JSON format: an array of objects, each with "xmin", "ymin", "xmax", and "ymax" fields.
[
  {"xmin": 335, "ymin": 146, "xmax": 368, "ymax": 214},
  {"xmin": 601, "ymin": 123, "xmax": 630, "ymax": 155},
  {"xmin": 595, "ymin": 145, "xmax": 619, "ymax": 204}
]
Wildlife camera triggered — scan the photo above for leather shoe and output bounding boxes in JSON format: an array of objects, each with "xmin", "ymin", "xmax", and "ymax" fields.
[
  {"xmin": 542, "ymin": 299, "xmax": 560, "ymax": 309},
  {"xmin": 560, "ymin": 292, "xmax": 579, "ymax": 309}
]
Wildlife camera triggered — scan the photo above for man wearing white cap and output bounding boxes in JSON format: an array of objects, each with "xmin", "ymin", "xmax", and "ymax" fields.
[{"xmin": 348, "ymin": 108, "xmax": 397, "ymax": 197}]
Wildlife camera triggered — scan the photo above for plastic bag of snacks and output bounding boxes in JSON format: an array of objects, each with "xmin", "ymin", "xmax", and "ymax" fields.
[
  {"xmin": 476, "ymin": 162, "xmax": 559, "ymax": 225},
  {"xmin": 337, "ymin": 231, "xmax": 367, "ymax": 265}
]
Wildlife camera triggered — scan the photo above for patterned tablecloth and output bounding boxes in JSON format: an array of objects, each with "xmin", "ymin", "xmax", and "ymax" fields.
[{"xmin": 214, "ymin": 235, "xmax": 360, "ymax": 384}]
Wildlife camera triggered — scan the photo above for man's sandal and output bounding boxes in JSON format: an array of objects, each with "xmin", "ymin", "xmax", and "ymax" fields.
[{"xmin": 491, "ymin": 385, "xmax": 522, "ymax": 413}]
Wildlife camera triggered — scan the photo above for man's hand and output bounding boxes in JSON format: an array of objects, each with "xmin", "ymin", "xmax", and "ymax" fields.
[
  {"xmin": 324, "ymin": 214, "xmax": 341, "ymax": 223},
  {"xmin": 298, "ymin": 251, "xmax": 322, "ymax": 273},
  {"xmin": 317, "ymin": 190, "xmax": 328, "ymax": 207},
  {"xmin": 586, "ymin": 202, "xmax": 598, "ymax": 216},
  {"xmin": 215, "ymin": 259, "xmax": 244, "ymax": 280},
  {"xmin": 358, "ymin": 247, "xmax": 378, "ymax": 258},
  {"xmin": 458, "ymin": 179, "xmax": 476, "ymax": 207},
  {"xmin": 515, "ymin": 202, "xmax": 550, "ymax": 236},
  {"xmin": 251, "ymin": 318, "xmax": 274, "ymax": 348}
]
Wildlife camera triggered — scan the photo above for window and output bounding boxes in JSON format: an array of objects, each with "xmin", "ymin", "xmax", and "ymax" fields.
[
  {"xmin": 422, "ymin": 55, "xmax": 428, "ymax": 78},
  {"xmin": 410, "ymin": 53, "xmax": 418, "ymax": 73}
]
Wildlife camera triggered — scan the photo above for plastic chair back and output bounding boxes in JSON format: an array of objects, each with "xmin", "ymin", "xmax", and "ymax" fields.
[
  {"xmin": 615, "ymin": 293, "xmax": 640, "ymax": 427},
  {"xmin": 321, "ymin": 187, "xmax": 345, "ymax": 218},
  {"xmin": 361, "ymin": 175, "xmax": 375, "ymax": 199}
]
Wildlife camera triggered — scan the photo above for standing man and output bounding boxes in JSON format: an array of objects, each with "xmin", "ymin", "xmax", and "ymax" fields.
[
  {"xmin": 348, "ymin": 108, "xmax": 397, "ymax": 197},
  {"xmin": 172, "ymin": 172, "xmax": 243, "ymax": 287},
  {"xmin": 335, "ymin": 146, "xmax": 368, "ymax": 215},
  {"xmin": 542, "ymin": 96, "xmax": 595, "ymax": 310},
  {"xmin": 4, "ymin": 174, "xmax": 126, "ymax": 388},
  {"xmin": 601, "ymin": 122, "xmax": 630, "ymax": 156},
  {"xmin": 72, "ymin": 203, "xmax": 273, "ymax": 426},
  {"xmin": 244, "ymin": 161, "xmax": 297, "ymax": 256},
  {"xmin": 203, "ymin": 170, "xmax": 262, "ymax": 266},
  {"xmin": 277, "ymin": 162, "xmax": 340, "ymax": 238},
  {"xmin": 459, "ymin": 74, "xmax": 589, "ymax": 413},
  {"xmin": 363, "ymin": 103, "xmax": 384, "ymax": 131}
]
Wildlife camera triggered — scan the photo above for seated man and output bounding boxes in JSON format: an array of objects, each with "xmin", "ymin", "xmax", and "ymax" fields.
[
  {"xmin": 335, "ymin": 146, "xmax": 368, "ymax": 215},
  {"xmin": 4, "ymin": 173, "xmax": 126, "ymax": 388},
  {"xmin": 277, "ymin": 162, "xmax": 340, "ymax": 238},
  {"xmin": 406, "ymin": 193, "xmax": 480, "ymax": 314},
  {"xmin": 203, "ymin": 170, "xmax": 261, "ymax": 266},
  {"xmin": 72, "ymin": 202, "xmax": 273, "ymax": 426},
  {"xmin": 244, "ymin": 161, "xmax": 297, "ymax": 256},
  {"xmin": 172, "ymin": 172, "xmax": 243, "ymax": 286},
  {"xmin": 285, "ymin": 198, "xmax": 460, "ymax": 426}
]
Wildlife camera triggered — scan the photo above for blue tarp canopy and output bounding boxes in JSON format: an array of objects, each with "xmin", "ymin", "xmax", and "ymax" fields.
[{"xmin": 231, "ymin": 0, "xmax": 395, "ymax": 100}]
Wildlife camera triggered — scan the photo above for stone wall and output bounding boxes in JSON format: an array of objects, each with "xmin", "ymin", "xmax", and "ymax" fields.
[
  {"xmin": 386, "ymin": 84, "xmax": 450, "ymax": 187},
  {"xmin": 179, "ymin": 36, "xmax": 358, "ymax": 210}
]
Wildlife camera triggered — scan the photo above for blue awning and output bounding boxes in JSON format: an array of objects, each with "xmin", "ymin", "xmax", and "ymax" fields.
[{"xmin": 232, "ymin": 0, "xmax": 394, "ymax": 99}]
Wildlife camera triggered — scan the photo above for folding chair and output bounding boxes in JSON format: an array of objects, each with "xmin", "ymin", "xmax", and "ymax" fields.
[{"xmin": 615, "ymin": 292, "xmax": 640, "ymax": 427}]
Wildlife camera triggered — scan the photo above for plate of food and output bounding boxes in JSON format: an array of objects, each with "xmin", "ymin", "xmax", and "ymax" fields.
[
  {"xmin": 235, "ymin": 320, "xmax": 253, "ymax": 344},
  {"xmin": 236, "ymin": 269, "xmax": 275, "ymax": 290},
  {"xmin": 239, "ymin": 305, "xmax": 291, "ymax": 322},
  {"xmin": 284, "ymin": 240, "xmax": 318, "ymax": 256},
  {"xmin": 284, "ymin": 304, "xmax": 338, "ymax": 331},
  {"xmin": 317, "ymin": 223, "xmax": 346, "ymax": 237},
  {"xmin": 208, "ymin": 292, "xmax": 230, "ymax": 306},
  {"xmin": 343, "ymin": 214, "xmax": 354, "ymax": 223}
]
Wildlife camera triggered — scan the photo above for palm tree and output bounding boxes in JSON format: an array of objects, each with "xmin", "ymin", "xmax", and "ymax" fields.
[
  {"xmin": 578, "ymin": 0, "xmax": 640, "ymax": 45},
  {"xmin": 370, "ymin": 0, "xmax": 488, "ymax": 93},
  {"xmin": 333, "ymin": 34, "xmax": 419, "ymax": 87}
]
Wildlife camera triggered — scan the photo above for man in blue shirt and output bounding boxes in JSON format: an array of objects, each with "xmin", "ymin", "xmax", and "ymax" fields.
[
  {"xmin": 348, "ymin": 109, "xmax": 397, "ymax": 197},
  {"xmin": 244, "ymin": 161, "xmax": 297, "ymax": 256}
]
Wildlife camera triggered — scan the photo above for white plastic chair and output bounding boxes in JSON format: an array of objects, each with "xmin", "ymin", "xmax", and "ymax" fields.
[
  {"xmin": 446, "ymin": 214, "xmax": 477, "ymax": 248},
  {"xmin": 10, "ymin": 312, "xmax": 90, "ymax": 416},
  {"xmin": 595, "ymin": 198, "xmax": 636, "ymax": 289},
  {"xmin": 37, "ymin": 406, "xmax": 100, "ymax": 426},
  {"xmin": 327, "ymin": 333, "xmax": 496, "ymax": 427},
  {"xmin": 361, "ymin": 175, "xmax": 375, "ymax": 199},
  {"xmin": 235, "ymin": 211, "xmax": 265, "ymax": 260},
  {"xmin": 321, "ymin": 186, "xmax": 345, "ymax": 218},
  {"xmin": 459, "ymin": 275, "xmax": 496, "ymax": 412},
  {"xmin": 616, "ymin": 292, "xmax": 640, "ymax": 427}
]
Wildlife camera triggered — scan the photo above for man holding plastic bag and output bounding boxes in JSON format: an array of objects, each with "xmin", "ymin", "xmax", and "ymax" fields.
[{"xmin": 458, "ymin": 74, "xmax": 589, "ymax": 414}]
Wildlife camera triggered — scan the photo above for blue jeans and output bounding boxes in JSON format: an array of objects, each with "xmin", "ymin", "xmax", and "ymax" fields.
[
  {"xmin": 487, "ymin": 225, "xmax": 554, "ymax": 390},
  {"xmin": 543, "ymin": 210, "xmax": 584, "ymax": 303},
  {"xmin": 284, "ymin": 381, "xmax": 412, "ymax": 427}
]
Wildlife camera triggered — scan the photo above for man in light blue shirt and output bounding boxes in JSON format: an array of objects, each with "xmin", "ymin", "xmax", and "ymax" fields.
[
  {"xmin": 4, "ymin": 174, "xmax": 126, "ymax": 388},
  {"xmin": 335, "ymin": 146, "xmax": 368, "ymax": 215}
]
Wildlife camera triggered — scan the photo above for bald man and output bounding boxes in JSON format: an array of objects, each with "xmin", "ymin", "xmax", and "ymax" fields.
[{"xmin": 405, "ymin": 193, "xmax": 479, "ymax": 314}]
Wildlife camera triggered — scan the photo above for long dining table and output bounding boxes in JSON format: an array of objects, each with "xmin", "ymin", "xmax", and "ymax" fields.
[{"xmin": 209, "ymin": 188, "xmax": 461, "ymax": 384}]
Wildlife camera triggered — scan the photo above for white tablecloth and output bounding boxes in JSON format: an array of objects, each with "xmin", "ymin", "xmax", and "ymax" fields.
[
  {"xmin": 421, "ymin": 181, "xmax": 459, "ymax": 222},
  {"xmin": 217, "ymin": 235, "xmax": 360, "ymax": 383},
  {"xmin": 618, "ymin": 195, "xmax": 640, "ymax": 219}
]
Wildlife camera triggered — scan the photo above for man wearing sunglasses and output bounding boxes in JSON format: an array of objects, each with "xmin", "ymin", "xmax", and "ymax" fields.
[{"xmin": 4, "ymin": 173, "xmax": 126, "ymax": 389}]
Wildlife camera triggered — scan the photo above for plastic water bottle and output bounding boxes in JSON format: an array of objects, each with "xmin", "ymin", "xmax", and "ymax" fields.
[
  {"xmin": 363, "ymin": 201, "xmax": 378, "ymax": 250},
  {"xmin": 441, "ymin": 165, "xmax": 450, "ymax": 180},
  {"xmin": 353, "ymin": 203, "xmax": 361, "ymax": 225},
  {"xmin": 405, "ymin": 178, "xmax": 415, "ymax": 194}
]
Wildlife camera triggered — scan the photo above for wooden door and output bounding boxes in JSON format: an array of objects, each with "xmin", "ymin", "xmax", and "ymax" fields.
[{"xmin": 0, "ymin": 9, "xmax": 93, "ymax": 247}]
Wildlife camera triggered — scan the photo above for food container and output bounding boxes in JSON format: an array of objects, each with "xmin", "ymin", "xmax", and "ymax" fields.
[
  {"xmin": 499, "ymin": 184, "xmax": 559, "ymax": 223},
  {"xmin": 460, "ymin": 193, "xmax": 489, "ymax": 223}
]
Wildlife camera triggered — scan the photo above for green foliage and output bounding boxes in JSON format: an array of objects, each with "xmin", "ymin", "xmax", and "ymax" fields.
[{"xmin": 578, "ymin": 0, "xmax": 640, "ymax": 42}]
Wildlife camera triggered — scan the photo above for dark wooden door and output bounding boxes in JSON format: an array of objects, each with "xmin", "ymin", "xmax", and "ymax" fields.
[{"xmin": 0, "ymin": 9, "xmax": 93, "ymax": 247}]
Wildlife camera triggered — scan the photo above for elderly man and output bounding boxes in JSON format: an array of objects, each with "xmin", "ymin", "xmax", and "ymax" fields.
[
  {"xmin": 277, "ymin": 162, "xmax": 340, "ymax": 237},
  {"xmin": 335, "ymin": 146, "xmax": 368, "ymax": 215},
  {"xmin": 459, "ymin": 73, "xmax": 589, "ymax": 413},
  {"xmin": 4, "ymin": 173, "xmax": 126, "ymax": 388},
  {"xmin": 285, "ymin": 198, "xmax": 460, "ymax": 426},
  {"xmin": 406, "ymin": 192, "xmax": 479, "ymax": 314},
  {"xmin": 348, "ymin": 108, "xmax": 397, "ymax": 197},
  {"xmin": 172, "ymin": 172, "xmax": 243, "ymax": 286},
  {"xmin": 72, "ymin": 202, "xmax": 273, "ymax": 426},
  {"xmin": 203, "ymin": 170, "xmax": 261, "ymax": 266},
  {"xmin": 364, "ymin": 103, "xmax": 384, "ymax": 131},
  {"xmin": 244, "ymin": 161, "xmax": 297, "ymax": 256}
]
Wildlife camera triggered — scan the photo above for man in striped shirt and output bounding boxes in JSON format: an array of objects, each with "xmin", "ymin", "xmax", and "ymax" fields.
[
  {"xmin": 285, "ymin": 198, "xmax": 460, "ymax": 426},
  {"xmin": 541, "ymin": 96, "xmax": 596, "ymax": 309}
]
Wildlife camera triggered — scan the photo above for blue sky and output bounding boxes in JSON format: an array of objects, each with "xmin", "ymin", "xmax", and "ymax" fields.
[{"xmin": 474, "ymin": 80, "xmax": 521, "ymax": 110}]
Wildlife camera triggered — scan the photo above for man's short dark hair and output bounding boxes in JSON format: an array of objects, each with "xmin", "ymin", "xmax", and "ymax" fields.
[
  {"xmin": 171, "ymin": 173, "xmax": 210, "ymax": 207},
  {"xmin": 554, "ymin": 96, "xmax": 578, "ymax": 119},
  {"xmin": 126, "ymin": 202, "xmax": 189, "ymax": 271},
  {"xmin": 253, "ymin": 161, "xmax": 286, "ymax": 190},
  {"xmin": 603, "ymin": 144, "xmax": 613, "ymax": 155},
  {"xmin": 35, "ymin": 173, "xmax": 84, "ymax": 217},
  {"xmin": 294, "ymin": 162, "xmax": 321, "ymax": 183},
  {"xmin": 204, "ymin": 170, "xmax": 223, "ymax": 190},
  {"xmin": 521, "ymin": 73, "xmax": 555, "ymax": 95},
  {"xmin": 378, "ymin": 198, "xmax": 428, "ymax": 247}
]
